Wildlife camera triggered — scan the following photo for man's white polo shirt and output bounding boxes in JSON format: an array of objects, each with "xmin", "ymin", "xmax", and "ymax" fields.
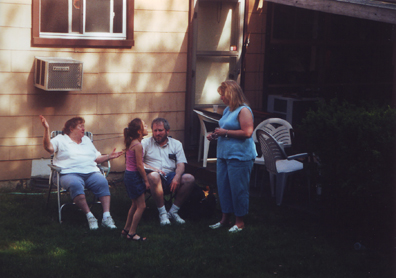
[{"xmin": 142, "ymin": 137, "xmax": 187, "ymax": 175}]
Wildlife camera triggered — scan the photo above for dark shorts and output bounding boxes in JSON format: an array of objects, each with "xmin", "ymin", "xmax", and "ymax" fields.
[
  {"xmin": 145, "ymin": 170, "xmax": 177, "ymax": 195},
  {"xmin": 124, "ymin": 170, "xmax": 146, "ymax": 200}
]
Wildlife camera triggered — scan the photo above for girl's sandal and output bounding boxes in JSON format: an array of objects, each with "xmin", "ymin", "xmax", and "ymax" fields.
[
  {"xmin": 121, "ymin": 229, "xmax": 129, "ymax": 238},
  {"xmin": 127, "ymin": 233, "xmax": 147, "ymax": 241}
]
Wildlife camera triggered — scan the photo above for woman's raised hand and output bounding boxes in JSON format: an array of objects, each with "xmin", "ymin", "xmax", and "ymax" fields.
[
  {"xmin": 109, "ymin": 148, "xmax": 124, "ymax": 160},
  {"xmin": 39, "ymin": 115, "xmax": 49, "ymax": 130}
]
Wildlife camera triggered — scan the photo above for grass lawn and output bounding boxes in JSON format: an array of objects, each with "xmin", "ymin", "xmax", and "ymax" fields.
[{"xmin": 0, "ymin": 181, "xmax": 393, "ymax": 278}]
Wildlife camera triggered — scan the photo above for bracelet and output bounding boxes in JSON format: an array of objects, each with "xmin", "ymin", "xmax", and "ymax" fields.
[
  {"xmin": 225, "ymin": 130, "xmax": 228, "ymax": 138},
  {"xmin": 107, "ymin": 154, "xmax": 110, "ymax": 161}
]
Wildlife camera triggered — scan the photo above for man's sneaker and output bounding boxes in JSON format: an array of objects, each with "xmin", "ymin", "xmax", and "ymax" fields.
[
  {"xmin": 102, "ymin": 216, "xmax": 117, "ymax": 229},
  {"xmin": 159, "ymin": 213, "xmax": 171, "ymax": 226},
  {"xmin": 87, "ymin": 216, "xmax": 99, "ymax": 230},
  {"xmin": 168, "ymin": 211, "xmax": 185, "ymax": 224}
]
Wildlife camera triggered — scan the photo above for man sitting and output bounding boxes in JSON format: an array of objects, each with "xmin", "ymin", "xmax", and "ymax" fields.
[{"xmin": 142, "ymin": 118, "xmax": 195, "ymax": 225}]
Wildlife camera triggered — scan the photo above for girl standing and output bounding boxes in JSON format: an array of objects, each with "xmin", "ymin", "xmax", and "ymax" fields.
[{"xmin": 122, "ymin": 118, "xmax": 149, "ymax": 241}]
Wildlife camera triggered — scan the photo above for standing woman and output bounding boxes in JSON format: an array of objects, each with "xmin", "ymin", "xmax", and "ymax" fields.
[{"xmin": 207, "ymin": 80, "xmax": 257, "ymax": 233}]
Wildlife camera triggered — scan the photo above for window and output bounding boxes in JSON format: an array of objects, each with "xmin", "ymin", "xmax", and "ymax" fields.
[{"xmin": 32, "ymin": 0, "xmax": 134, "ymax": 48}]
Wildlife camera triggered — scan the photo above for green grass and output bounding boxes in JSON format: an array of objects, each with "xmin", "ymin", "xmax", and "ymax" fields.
[{"xmin": 0, "ymin": 184, "xmax": 393, "ymax": 278}]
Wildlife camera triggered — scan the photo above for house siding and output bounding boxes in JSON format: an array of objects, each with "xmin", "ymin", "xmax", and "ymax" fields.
[
  {"xmin": 243, "ymin": 0, "xmax": 268, "ymax": 111},
  {"xmin": 0, "ymin": 0, "xmax": 189, "ymax": 181}
]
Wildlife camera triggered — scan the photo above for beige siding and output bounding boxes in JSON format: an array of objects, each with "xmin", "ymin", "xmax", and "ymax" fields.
[
  {"xmin": 0, "ymin": 0, "xmax": 190, "ymax": 181},
  {"xmin": 243, "ymin": 0, "xmax": 268, "ymax": 111}
]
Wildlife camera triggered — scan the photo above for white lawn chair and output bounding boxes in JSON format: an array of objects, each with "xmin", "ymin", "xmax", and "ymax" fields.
[
  {"xmin": 46, "ymin": 131, "xmax": 110, "ymax": 223},
  {"xmin": 193, "ymin": 109, "xmax": 219, "ymax": 167}
]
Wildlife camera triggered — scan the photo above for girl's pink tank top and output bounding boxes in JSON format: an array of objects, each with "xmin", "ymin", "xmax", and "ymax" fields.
[{"xmin": 125, "ymin": 143, "xmax": 143, "ymax": 171}]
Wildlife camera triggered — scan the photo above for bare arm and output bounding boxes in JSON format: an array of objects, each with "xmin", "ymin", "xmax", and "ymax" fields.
[
  {"xmin": 95, "ymin": 148, "xmax": 123, "ymax": 164},
  {"xmin": 39, "ymin": 115, "xmax": 54, "ymax": 154},
  {"xmin": 214, "ymin": 107, "xmax": 254, "ymax": 139},
  {"xmin": 170, "ymin": 162, "xmax": 185, "ymax": 192},
  {"xmin": 134, "ymin": 144, "xmax": 150, "ymax": 189},
  {"xmin": 143, "ymin": 162, "xmax": 166, "ymax": 176}
]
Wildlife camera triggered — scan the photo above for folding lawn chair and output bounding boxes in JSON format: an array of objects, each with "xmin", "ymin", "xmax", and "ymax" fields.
[{"xmin": 46, "ymin": 131, "xmax": 110, "ymax": 223}]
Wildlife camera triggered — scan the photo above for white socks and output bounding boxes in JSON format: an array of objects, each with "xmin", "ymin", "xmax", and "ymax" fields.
[
  {"xmin": 103, "ymin": 211, "xmax": 111, "ymax": 219},
  {"xmin": 87, "ymin": 211, "xmax": 111, "ymax": 220},
  {"xmin": 158, "ymin": 205, "xmax": 167, "ymax": 215},
  {"xmin": 169, "ymin": 204, "xmax": 180, "ymax": 214}
]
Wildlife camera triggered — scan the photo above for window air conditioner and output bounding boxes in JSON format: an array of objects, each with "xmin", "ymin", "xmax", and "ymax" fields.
[
  {"xmin": 267, "ymin": 95, "xmax": 320, "ymax": 126},
  {"xmin": 34, "ymin": 57, "xmax": 83, "ymax": 91}
]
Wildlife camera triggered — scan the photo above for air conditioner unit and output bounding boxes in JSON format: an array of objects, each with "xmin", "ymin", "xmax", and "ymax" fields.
[
  {"xmin": 34, "ymin": 57, "xmax": 83, "ymax": 91},
  {"xmin": 267, "ymin": 95, "xmax": 320, "ymax": 126}
]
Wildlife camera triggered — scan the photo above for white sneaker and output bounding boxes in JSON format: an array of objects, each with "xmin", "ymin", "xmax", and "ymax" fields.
[
  {"xmin": 101, "ymin": 216, "xmax": 117, "ymax": 229},
  {"xmin": 159, "ymin": 213, "xmax": 171, "ymax": 226},
  {"xmin": 168, "ymin": 211, "xmax": 185, "ymax": 224},
  {"xmin": 87, "ymin": 216, "xmax": 98, "ymax": 230}
]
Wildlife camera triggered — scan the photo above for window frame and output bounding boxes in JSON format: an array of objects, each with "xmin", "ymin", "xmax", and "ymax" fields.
[{"xmin": 32, "ymin": 0, "xmax": 134, "ymax": 48}]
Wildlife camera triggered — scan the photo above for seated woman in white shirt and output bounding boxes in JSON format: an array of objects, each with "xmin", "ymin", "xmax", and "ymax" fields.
[{"xmin": 39, "ymin": 115, "xmax": 123, "ymax": 230}]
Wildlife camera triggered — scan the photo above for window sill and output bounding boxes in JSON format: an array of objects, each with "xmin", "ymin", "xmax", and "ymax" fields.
[{"xmin": 32, "ymin": 36, "xmax": 134, "ymax": 48}]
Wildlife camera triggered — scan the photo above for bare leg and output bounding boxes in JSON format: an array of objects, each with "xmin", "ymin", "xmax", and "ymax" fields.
[
  {"xmin": 128, "ymin": 194, "xmax": 146, "ymax": 239},
  {"xmin": 235, "ymin": 216, "xmax": 245, "ymax": 229},
  {"xmin": 220, "ymin": 213, "xmax": 231, "ymax": 225},
  {"xmin": 173, "ymin": 173, "xmax": 195, "ymax": 207},
  {"xmin": 98, "ymin": 195, "xmax": 111, "ymax": 213},
  {"xmin": 147, "ymin": 172, "xmax": 164, "ymax": 208},
  {"xmin": 73, "ymin": 194, "xmax": 90, "ymax": 214},
  {"xmin": 123, "ymin": 201, "xmax": 137, "ymax": 232}
]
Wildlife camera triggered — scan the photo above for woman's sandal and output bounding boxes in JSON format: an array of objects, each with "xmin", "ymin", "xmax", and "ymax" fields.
[
  {"xmin": 127, "ymin": 233, "xmax": 147, "ymax": 241},
  {"xmin": 121, "ymin": 229, "xmax": 129, "ymax": 238}
]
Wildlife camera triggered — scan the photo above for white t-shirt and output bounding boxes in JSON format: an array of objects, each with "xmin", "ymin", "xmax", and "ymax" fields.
[
  {"xmin": 51, "ymin": 134, "xmax": 101, "ymax": 174},
  {"xmin": 141, "ymin": 137, "xmax": 187, "ymax": 175}
]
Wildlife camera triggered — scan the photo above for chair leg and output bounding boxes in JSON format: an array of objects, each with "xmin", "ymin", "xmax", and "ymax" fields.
[
  {"xmin": 203, "ymin": 138, "xmax": 210, "ymax": 168},
  {"xmin": 276, "ymin": 173, "xmax": 289, "ymax": 206},
  {"xmin": 56, "ymin": 174, "xmax": 62, "ymax": 224},
  {"xmin": 198, "ymin": 133, "xmax": 203, "ymax": 162},
  {"xmin": 269, "ymin": 173, "xmax": 275, "ymax": 198},
  {"xmin": 46, "ymin": 173, "xmax": 54, "ymax": 209}
]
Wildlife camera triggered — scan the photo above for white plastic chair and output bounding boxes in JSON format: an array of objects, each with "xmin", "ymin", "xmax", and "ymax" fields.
[
  {"xmin": 252, "ymin": 118, "xmax": 294, "ymax": 191},
  {"xmin": 46, "ymin": 131, "xmax": 110, "ymax": 223},
  {"xmin": 257, "ymin": 129, "xmax": 308, "ymax": 205},
  {"xmin": 252, "ymin": 118, "xmax": 294, "ymax": 149},
  {"xmin": 193, "ymin": 109, "xmax": 219, "ymax": 167}
]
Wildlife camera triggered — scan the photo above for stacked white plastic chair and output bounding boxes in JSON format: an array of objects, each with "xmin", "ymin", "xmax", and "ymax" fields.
[
  {"xmin": 252, "ymin": 118, "xmax": 294, "ymax": 193},
  {"xmin": 256, "ymin": 129, "xmax": 308, "ymax": 205}
]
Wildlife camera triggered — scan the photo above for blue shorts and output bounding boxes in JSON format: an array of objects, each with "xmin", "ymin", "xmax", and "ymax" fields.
[
  {"xmin": 145, "ymin": 170, "xmax": 177, "ymax": 195},
  {"xmin": 124, "ymin": 170, "xmax": 146, "ymax": 200},
  {"xmin": 59, "ymin": 172, "xmax": 110, "ymax": 200},
  {"xmin": 161, "ymin": 172, "xmax": 177, "ymax": 194}
]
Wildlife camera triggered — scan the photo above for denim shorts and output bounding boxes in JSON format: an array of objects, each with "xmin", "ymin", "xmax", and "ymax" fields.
[
  {"xmin": 145, "ymin": 170, "xmax": 177, "ymax": 195},
  {"xmin": 124, "ymin": 170, "xmax": 146, "ymax": 199},
  {"xmin": 161, "ymin": 172, "xmax": 177, "ymax": 194}
]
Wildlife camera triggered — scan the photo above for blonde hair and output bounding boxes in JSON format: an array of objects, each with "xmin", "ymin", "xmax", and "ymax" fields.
[{"xmin": 217, "ymin": 80, "xmax": 248, "ymax": 111}]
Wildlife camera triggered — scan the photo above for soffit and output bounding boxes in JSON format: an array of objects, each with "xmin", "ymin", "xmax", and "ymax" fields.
[{"xmin": 265, "ymin": 0, "xmax": 396, "ymax": 25}]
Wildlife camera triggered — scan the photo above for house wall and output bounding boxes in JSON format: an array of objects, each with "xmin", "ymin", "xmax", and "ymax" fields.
[
  {"xmin": 0, "ymin": 0, "xmax": 189, "ymax": 181},
  {"xmin": 243, "ymin": 0, "xmax": 267, "ymax": 111}
]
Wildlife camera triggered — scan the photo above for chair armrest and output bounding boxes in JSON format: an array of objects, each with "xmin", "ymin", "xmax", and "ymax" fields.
[
  {"xmin": 97, "ymin": 160, "xmax": 111, "ymax": 177},
  {"xmin": 48, "ymin": 164, "xmax": 62, "ymax": 173},
  {"xmin": 287, "ymin": 153, "xmax": 308, "ymax": 160}
]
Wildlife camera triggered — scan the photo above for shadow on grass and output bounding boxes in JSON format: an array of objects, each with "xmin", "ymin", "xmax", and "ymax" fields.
[{"xmin": 0, "ymin": 184, "xmax": 393, "ymax": 278}]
